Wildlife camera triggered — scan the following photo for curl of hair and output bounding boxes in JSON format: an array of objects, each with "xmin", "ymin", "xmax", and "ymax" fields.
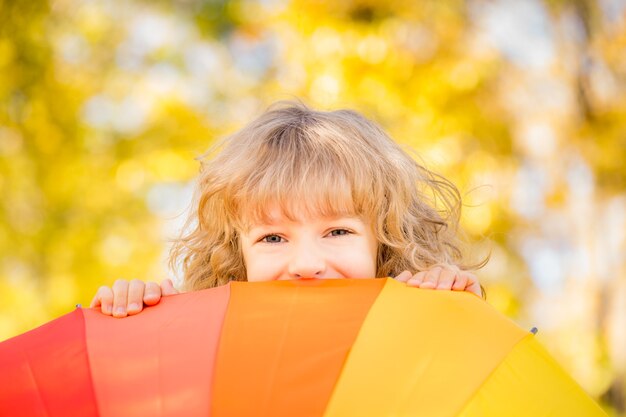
[{"xmin": 170, "ymin": 101, "xmax": 485, "ymax": 291}]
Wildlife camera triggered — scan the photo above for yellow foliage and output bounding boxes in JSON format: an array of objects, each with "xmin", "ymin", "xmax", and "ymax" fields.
[{"xmin": 0, "ymin": 0, "xmax": 624, "ymax": 412}]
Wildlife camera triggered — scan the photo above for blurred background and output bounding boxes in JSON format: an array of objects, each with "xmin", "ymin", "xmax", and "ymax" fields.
[{"xmin": 0, "ymin": 0, "xmax": 624, "ymax": 413}]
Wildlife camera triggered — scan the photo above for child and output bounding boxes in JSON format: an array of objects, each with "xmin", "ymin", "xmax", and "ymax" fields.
[{"xmin": 91, "ymin": 101, "xmax": 484, "ymax": 317}]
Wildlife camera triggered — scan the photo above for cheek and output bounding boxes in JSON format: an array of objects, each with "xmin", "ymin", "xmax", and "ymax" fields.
[
  {"xmin": 242, "ymin": 250, "xmax": 278, "ymax": 282},
  {"xmin": 242, "ymin": 251, "xmax": 259, "ymax": 281},
  {"xmin": 363, "ymin": 232, "xmax": 379, "ymax": 275},
  {"xmin": 363, "ymin": 252, "xmax": 378, "ymax": 277},
  {"xmin": 240, "ymin": 242, "xmax": 259, "ymax": 281},
  {"xmin": 367, "ymin": 244, "xmax": 379, "ymax": 277},
  {"xmin": 340, "ymin": 243, "xmax": 378, "ymax": 278}
]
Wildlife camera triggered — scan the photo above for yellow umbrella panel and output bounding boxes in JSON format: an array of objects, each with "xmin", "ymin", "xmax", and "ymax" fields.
[{"xmin": 324, "ymin": 279, "xmax": 606, "ymax": 417}]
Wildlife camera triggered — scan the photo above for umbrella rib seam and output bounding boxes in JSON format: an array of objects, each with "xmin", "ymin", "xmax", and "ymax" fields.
[
  {"xmin": 451, "ymin": 333, "xmax": 535, "ymax": 416},
  {"xmin": 22, "ymin": 350, "xmax": 52, "ymax": 417},
  {"xmin": 80, "ymin": 309, "xmax": 103, "ymax": 417}
]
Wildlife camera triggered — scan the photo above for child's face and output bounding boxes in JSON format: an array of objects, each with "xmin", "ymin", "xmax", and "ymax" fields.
[{"xmin": 239, "ymin": 207, "xmax": 378, "ymax": 281}]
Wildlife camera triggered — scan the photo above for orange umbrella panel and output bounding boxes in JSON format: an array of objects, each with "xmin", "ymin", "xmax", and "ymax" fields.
[{"xmin": 212, "ymin": 278, "xmax": 385, "ymax": 417}]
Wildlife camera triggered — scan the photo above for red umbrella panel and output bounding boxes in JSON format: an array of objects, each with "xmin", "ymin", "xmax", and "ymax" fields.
[{"xmin": 0, "ymin": 278, "xmax": 606, "ymax": 417}]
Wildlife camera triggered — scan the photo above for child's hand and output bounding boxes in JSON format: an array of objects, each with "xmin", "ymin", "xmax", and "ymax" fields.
[
  {"xmin": 394, "ymin": 266, "xmax": 482, "ymax": 298},
  {"xmin": 89, "ymin": 279, "xmax": 179, "ymax": 318}
]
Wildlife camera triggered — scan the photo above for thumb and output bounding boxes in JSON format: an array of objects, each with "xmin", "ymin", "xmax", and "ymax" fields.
[{"xmin": 161, "ymin": 279, "xmax": 179, "ymax": 296}]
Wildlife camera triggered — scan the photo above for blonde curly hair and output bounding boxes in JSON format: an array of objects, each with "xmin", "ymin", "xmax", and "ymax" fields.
[{"xmin": 170, "ymin": 101, "xmax": 483, "ymax": 291}]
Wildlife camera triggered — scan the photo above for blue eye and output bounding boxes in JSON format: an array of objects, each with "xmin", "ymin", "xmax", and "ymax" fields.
[
  {"xmin": 261, "ymin": 234, "xmax": 284, "ymax": 243},
  {"xmin": 329, "ymin": 229, "xmax": 350, "ymax": 237}
]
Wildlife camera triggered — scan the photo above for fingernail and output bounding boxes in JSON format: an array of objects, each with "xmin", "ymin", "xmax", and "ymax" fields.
[
  {"xmin": 128, "ymin": 303, "xmax": 140, "ymax": 311},
  {"xmin": 114, "ymin": 307, "xmax": 126, "ymax": 316}
]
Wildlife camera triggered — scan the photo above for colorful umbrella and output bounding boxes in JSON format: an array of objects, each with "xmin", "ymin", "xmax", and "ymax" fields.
[{"xmin": 0, "ymin": 278, "xmax": 606, "ymax": 417}]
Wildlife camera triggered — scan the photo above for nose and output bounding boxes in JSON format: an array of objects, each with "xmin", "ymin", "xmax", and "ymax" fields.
[{"xmin": 287, "ymin": 241, "xmax": 326, "ymax": 279}]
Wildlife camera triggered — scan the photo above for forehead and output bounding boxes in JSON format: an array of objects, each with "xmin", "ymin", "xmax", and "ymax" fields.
[{"xmin": 248, "ymin": 203, "xmax": 365, "ymax": 225}]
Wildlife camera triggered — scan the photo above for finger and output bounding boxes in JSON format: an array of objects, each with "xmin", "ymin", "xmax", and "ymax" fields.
[
  {"xmin": 462, "ymin": 273, "xmax": 482, "ymax": 297},
  {"xmin": 126, "ymin": 279, "xmax": 146, "ymax": 315},
  {"xmin": 406, "ymin": 271, "xmax": 427, "ymax": 287},
  {"xmin": 89, "ymin": 287, "xmax": 104, "ymax": 308},
  {"xmin": 452, "ymin": 274, "xmax": 469, "ymax": 291},
  {"xmin": 435, "ymin": 269, "xmax": 456, "ymax": 290},
  {"xmin": 419, "ymin": 267, "xmax": 442, "ymax": 289},
  {"xmin": 112, "ymin": 279, "xmax": 129, "ymax": 318},
  {"xmin": 143, "ymin": 281, "xmax": 162, "ymax": 306},
  {"xmin": 90, "ymin": 286, "xmax": 113, "ymax": 315},
  {"xmin": 393, "ymin": 270, "xmax": 412, "ymax": 283},
  {"xmin": 161, "ymin": 279, "xmax": 179, "ymax": 296}
]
